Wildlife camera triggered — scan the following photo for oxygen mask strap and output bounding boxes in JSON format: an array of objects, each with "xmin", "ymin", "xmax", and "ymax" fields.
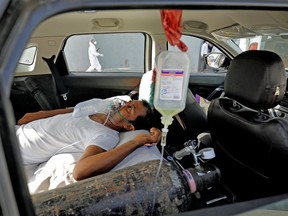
[{"xmin": 116, "ymin": 110, "xmax": 131, "ymax": 123}]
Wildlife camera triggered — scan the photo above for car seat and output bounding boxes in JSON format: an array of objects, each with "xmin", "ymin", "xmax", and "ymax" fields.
[{"xmin": 207, "ymin": 50, "xmax": 288, "ymax": 201}]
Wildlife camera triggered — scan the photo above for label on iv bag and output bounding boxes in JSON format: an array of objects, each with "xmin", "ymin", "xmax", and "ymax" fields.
[{"xmin": 160, "ymin": 69, "xmax": 184, "ymax": 101}]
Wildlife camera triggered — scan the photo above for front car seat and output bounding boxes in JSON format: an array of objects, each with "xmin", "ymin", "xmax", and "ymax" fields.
[{"xmin": 207, "ymin": 50, "xmax": 288, "ymax": 201}]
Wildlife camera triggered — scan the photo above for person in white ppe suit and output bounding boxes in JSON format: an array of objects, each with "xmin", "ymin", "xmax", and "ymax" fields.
[{"xmin": 86, "ymin": 39, "xmax": 104, "ymax": 72}]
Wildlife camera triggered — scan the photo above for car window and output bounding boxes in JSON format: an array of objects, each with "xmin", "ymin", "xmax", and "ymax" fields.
[
  {"xmin": 168, "ymin": 35, "xmax": 224, "ymax": 73},
  {"xmin": 63, "ymin": 33, "xmax": 146, "ymax": 73}
]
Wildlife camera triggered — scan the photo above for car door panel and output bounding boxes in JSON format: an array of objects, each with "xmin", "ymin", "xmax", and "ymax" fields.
[{"xmin": 61, "ymin": 73, "xmax": 143, "ymax": 107}]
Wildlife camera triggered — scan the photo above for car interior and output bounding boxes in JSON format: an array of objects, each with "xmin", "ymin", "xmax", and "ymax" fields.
[{"xmin": 3, "ymin": 3, "xmax": 288, "ymax": 215}]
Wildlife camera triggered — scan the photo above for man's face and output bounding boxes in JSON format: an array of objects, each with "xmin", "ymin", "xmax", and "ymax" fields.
[
  {"xmin": 108, "ymin": 100, "xmax": 148, "ymax": 131},
  {"xmin": 118, "ymin": 100, "xmax": 148, "ymax": 122}
]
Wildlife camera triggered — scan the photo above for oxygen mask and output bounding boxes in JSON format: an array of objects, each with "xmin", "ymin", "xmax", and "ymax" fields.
[
  {"xmin": 106, "ymin": 98, "xmax": 131, "ymax": 113},
  {"xmin": 104, "ymin": 98, "xmax": 132, "ymax": 126}
]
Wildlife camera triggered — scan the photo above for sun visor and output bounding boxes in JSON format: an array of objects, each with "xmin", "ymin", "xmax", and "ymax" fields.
[{"xmin": 212, "ymin": 24, "xmax": 257, "ymax": 40}]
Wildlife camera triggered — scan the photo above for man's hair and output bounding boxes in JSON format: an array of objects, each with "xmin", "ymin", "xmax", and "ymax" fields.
[{"xmin": 130, "ymin": 100, "xmax": 155, "ymax": 130}]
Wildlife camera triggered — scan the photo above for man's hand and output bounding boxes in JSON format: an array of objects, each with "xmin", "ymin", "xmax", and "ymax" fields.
[
  {"xmin": 73, "ymin": 127, "xmax": 162, "ymax": 181},
  {"xmin": 133, "ymin": 127, "xmax": 162, "ymax": 147}
]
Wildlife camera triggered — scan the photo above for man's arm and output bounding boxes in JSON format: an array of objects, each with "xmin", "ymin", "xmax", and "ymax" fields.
[
  {"xmin": 91, "ymin": 46, "xmax": 103, "ymax": 57},
  {"xmin": 17, "ymin": 108, "xmax": 73, "ymax": 125},
  {"xmin": 73, "ymin": 127, "xmax": 161, "ymax": 181}
]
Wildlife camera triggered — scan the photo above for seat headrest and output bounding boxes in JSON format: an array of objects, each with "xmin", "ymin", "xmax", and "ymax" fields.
[
  {"xmin": 225, "ymin": 50, "xmax": 287, "ymax": 110},
  {"xmin": 138, "ymin": 69, "xmax": 156, "ymax": 106}
]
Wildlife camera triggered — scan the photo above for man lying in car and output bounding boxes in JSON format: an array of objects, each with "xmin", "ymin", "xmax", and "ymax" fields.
[{"xmin": 16, "ymin": 96, "xmax": 162, "ymax": 181}]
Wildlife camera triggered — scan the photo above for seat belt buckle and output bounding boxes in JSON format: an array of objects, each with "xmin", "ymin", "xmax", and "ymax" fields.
[{"xmin": 61, "ymin": 91, "xmax": 69, "ymax": 101}]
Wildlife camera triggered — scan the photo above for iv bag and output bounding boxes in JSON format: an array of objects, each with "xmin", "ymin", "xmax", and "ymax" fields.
[{"xmin": 153, "ymin": 51, "xmax": 192, "ymax": 126}]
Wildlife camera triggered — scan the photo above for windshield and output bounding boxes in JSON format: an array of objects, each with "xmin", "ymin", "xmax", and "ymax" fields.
[
  {"xmin": 232, "ymin": 35, "xmax": 288, "ymax": 67},
  {"xmin": 213, "ymin": 25, "xmax": 288, "ymax": 68}
]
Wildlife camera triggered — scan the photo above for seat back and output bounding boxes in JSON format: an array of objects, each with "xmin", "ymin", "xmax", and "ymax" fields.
[{"xmin": 208, "ymin": 50, "xmax": 288, "ymax": 200}]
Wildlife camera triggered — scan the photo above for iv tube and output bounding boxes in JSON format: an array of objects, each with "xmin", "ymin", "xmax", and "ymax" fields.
[{"xmin": 152, "ymin": 126, "xmax": 169, "ymax": 209}]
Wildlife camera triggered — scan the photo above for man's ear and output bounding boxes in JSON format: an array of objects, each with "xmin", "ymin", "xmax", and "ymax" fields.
[{"xmin": 124, "ymin": 124, "xmax": 135, "ymax": 131}]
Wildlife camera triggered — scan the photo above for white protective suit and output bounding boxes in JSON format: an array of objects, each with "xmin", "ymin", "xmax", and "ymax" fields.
[{"xmin": 86, "ymin": 40, "xmax": 103, "ymax": 72}]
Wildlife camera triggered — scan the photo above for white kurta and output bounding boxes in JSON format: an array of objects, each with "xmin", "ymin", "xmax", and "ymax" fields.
[{"xmin": 16, "ymin": 113, "xmax": 119, "ymax": 165}]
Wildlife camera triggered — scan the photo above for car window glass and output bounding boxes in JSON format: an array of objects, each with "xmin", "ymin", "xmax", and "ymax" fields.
[
  {"xmin": 232, "ymin": 36, "xmax": 288, "ymax": 68},
  {"xmin": 212, "ymin": 25, "xmax": 288, "ymax": 69},
  {"xmin": 63, "ymin": 33, "xmax": 145, "ymax": 73},
  {"xmin": 167, "ymin": 35, "xmax": 224, "ymax": 73}
]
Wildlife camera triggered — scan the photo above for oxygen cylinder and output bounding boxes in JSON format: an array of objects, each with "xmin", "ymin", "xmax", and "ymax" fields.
[
  {"xmin": 32, "ymin": 160, "xmax": 221, "ymax": 215},
  {"xmin": 32, "ymin": 160, "xmax": 192, "ymax": 215}
]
